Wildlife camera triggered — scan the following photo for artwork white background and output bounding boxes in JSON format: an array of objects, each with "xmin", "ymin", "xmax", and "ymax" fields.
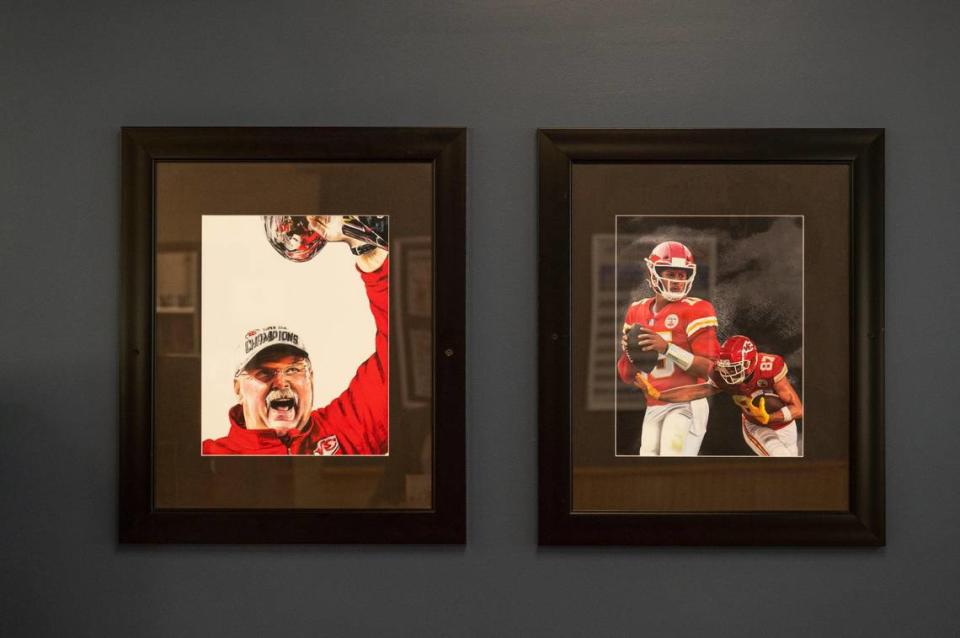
[{"xmin": 201, "ymin": 215, "xmax": 376, "ymax": 442}]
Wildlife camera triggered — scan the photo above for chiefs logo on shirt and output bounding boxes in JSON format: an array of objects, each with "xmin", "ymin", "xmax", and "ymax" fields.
[{"xmin": 314, "ymin": 435, "xmax": 341, "ymax": 456}]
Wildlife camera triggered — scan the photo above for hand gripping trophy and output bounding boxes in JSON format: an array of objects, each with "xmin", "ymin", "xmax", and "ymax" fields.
[{"xmin": 262, "ymin": 215, "xmax": 389, "ymax": 262}]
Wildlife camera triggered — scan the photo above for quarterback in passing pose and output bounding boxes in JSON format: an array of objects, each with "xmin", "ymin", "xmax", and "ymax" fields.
[
  {"xmin": 637, "ymin": 335, "xmax": 804, "ymax": 456},
  {"xmin": 617, "ymin": 241, "xmax": 720, "ymax": 456}
]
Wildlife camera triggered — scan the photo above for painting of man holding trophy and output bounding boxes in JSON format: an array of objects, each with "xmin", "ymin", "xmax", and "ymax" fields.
[{"xmin": 200, "ymin": 215, "xmax": 390, "ymax": 456}]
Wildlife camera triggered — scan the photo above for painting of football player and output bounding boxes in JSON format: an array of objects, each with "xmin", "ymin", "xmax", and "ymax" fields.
[
  {"xmin": 617, "ymin": 241, "xmax": 720, "ymax": 456},
  {"xmin": 636, "ymin": 335, "xmax": 804, "ymax": 457},
  {"xmin": 202, "ymin": 215, "xmax": 389, "ymax": 455}
]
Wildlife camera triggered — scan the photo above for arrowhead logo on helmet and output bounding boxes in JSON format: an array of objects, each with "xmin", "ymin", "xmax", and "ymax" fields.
[
  {"xmin": 644, "ymin": 240, "xmax": 697, "ymax": 302},
  {"xmin": 716, "ymin": 335, "xmax": 759, "ymax": 385}
]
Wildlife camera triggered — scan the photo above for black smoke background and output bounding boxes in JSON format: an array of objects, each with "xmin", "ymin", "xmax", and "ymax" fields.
[{"xmin": 616, "ymin": 216, "xmax": 804, "ymax": 455}]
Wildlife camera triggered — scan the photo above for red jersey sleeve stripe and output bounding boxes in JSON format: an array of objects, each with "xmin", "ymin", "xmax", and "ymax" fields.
[{"xmin": 685, "ymin": 316, "xmax": 718, "ymax": 337}]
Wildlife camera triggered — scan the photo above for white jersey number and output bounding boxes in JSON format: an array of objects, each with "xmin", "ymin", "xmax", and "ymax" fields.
[{"xmin": 650, "ymin": 331, "xmax": 674, "ymax": 379}]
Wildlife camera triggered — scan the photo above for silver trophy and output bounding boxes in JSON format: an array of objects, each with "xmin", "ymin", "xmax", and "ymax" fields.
[{"xmin": 262, "ymin": 215, "xmax": 388, "ymax": 262}]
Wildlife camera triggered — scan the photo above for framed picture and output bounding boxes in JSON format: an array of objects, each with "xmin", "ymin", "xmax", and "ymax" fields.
[
  {"xmin": 120, "ymin": 127, "xmax": 465, "ymax": 543},
  {"xmin": 538, "ymin": 129, "xmax": 884, "ymax": 545}
]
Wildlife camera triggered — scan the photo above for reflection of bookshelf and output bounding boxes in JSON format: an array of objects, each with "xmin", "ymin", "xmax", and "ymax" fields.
[
  {"xmin": 587, "ymin": 235, "xmax": 633, "ymax": 411},
  {"xmin": 393, "ymin": 237, "xmax": 432, "ymax": 408},
  {"xmin": 156, "ymin": 247, "xmax": 199, "ymax": 356}
]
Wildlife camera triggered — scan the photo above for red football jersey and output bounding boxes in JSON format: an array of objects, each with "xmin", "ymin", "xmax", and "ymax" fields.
[
  {"xmin": 618, "ymin": 296, "xmax": 720, "ymax": 406},
  {"xmin": 709, "ymin": 352, "xmax": 789, "ymax": 424}
]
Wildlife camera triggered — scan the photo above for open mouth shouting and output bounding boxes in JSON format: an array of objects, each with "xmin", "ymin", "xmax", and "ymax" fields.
[{"xmin": 266, "ymin": 389, "xmax": 300, "ymax": 428}]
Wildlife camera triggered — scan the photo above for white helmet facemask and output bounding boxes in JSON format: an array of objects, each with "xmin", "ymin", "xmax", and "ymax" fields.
[
  {"xmin": 717, "ymin": 358, "xmax": 748, "ymax": 385},
  {"xmin": 646, "ymin": 260, "xmax": 696, "ymax": 302}
]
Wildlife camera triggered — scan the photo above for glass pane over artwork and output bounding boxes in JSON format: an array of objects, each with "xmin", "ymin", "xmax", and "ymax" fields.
[
  {"xmin": 570, "ymin": 163, "xmax": 850, "ymax": 512},
  {"xmin": 153, "ymin": 162, "xmax": 434, "ymax": 510}
]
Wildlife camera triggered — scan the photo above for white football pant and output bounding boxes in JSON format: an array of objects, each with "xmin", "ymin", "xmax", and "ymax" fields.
[
  {"xmin": 639, "ymin": 398, "xmax": 709, "ymax": 456},
  {"xmin": 741, "ymin": 417, "xmax": 799, "ymax": 456}
]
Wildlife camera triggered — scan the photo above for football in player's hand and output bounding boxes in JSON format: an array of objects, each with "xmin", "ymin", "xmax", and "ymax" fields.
[
  {"xmin": 755, "ymin": 393, "xmax": 785, "ymax": 413},
  {"xmin": 624, "ymin": 324, "xmax": 660, "ymax": 371}
]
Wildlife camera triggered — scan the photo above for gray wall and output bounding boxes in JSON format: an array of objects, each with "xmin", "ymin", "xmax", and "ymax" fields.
[{"xmin": 2, "ymin": 1, "xmax": 958, "ymax": 636}]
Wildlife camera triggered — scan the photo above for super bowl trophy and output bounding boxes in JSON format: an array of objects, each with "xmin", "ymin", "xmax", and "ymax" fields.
[{"xmin": 262, "ymin": 215, "xmax": 388, "ymax": 262}]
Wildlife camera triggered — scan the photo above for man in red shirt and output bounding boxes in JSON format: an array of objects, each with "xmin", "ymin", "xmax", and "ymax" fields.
[
  {"xmin": 618, "ymin": 241, "xmax": 720, "ymax": 455},
  {"xmin": 202, "ymin": 216, "xmax": 388, "ymax": 456}
]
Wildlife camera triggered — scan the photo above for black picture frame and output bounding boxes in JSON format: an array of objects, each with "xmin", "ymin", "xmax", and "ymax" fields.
[
  {"xmin": 538, "ymin": 128, "xmax": 884, "ymax": 546},
  {"xmin": 120, "ymin": 127, "xmax": 466, "ymax": 543}
]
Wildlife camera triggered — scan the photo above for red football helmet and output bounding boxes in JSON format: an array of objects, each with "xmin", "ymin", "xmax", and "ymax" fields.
[
  {"xmin": 716, "ymin": 335, "xmax": 759, "ymax": 385},
  {"xmin": 644, "ymin": 241, "xmax": 696, "ymax": 301}
]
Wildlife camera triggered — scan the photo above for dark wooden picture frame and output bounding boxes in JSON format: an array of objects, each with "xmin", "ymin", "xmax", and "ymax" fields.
[
  {"xmin": 120, "ymin": 127, "xmax": 466, "ymax": 543},
  {"xmin": 538, "ymin": 129, "xmax": 884, "ymax": 545}
]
